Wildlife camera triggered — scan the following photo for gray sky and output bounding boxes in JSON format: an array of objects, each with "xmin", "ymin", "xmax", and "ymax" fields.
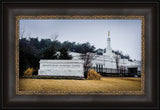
[{"xmin": 19, "ymin": 19, "xmax": 141, "ymax": 61}]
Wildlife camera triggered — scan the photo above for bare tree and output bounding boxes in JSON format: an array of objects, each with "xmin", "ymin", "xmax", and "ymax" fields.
[
  {"xmin": 50, "ymin": 33, "xmax": 59, "ymax": 41},
  {"xmin": 80, "ymin": 52, "xmax": 97, "ymax": 72},
  {"xmin": 19, "ymin": 28, "xmax": 32, "ymax": 39},
  {"xmin": 19, "ymin": 28, "xmax": 25, "ymax": 39},
  {"xmin": 114, "ymin": 54, "xmax": 120, "ymax": 69},
  {"xmin": 26, "ymin": 33, "xmax": 31, "ymax": 39}
]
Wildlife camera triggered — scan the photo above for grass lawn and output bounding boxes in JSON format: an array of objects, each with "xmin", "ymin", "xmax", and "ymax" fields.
[{"xmin": 19, "ymin": 77, "xmax": 141, "ymax": 92}]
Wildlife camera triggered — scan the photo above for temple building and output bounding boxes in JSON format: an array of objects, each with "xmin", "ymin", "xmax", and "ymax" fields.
[{"xmin": 69, "ymin": 31, "xmax": 141, "ymax": 74}]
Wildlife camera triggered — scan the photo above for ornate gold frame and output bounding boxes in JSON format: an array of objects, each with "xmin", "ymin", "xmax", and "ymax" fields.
[{"xmin": 16, "ymin": 15, "xmax": 145, "ymax": 95}]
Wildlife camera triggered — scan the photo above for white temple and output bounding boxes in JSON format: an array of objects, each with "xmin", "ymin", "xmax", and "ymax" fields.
[{"xmin": 69, "ymin": 31, "xmax": 141, "ymax": 72}]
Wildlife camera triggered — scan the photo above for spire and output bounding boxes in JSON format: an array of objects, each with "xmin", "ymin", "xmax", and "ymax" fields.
[
  {"xmin": 108, "ymin": 30, "xmax": 110, "ymax": 37},
  {"xmin": 106, "ymin": 30, "xmax": 112, "ymax": 55}
]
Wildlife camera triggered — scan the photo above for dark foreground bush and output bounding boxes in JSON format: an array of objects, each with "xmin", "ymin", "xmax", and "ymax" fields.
[
  {"xmin": 20, "ymin": 75, "xmax": 84, "ymax": 80},
  {"xmin": 84, "ymin": 71, "xmax": 88, "ymax": 79}
]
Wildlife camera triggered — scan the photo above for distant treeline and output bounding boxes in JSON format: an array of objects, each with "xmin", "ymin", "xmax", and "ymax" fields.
[{"xmin": 19, "ymin": 37, "xmax": 96, "ymax": 75}]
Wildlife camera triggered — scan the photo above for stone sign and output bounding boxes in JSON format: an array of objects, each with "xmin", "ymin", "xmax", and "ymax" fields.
[{"xmin": 38, "ymin": 60, "xmax": 84, "ymax": 77}]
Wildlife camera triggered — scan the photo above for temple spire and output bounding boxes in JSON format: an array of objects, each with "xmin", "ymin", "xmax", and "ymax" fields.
[
  {"xmin": 108, "ymin": 30, "xmax": 110, "ymax": 37},
  {"xmin": 106, "ymin": 30, "xmax": 112, "ymax": 55}
]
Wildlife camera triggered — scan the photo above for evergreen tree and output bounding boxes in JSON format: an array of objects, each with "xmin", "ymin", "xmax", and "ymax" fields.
[
  {"xmin": 59, "ymin": 47, "xmax": 72, "ymax": 59},
  {"xmin": 41, "ymin": 46, "xmax": 57, "ymax": 59},
  {"xmin": 19, "ymin": 38, "xmax": 40, "ymax": 76}
]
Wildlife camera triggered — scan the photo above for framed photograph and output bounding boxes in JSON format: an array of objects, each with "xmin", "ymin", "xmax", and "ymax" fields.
[
  {"xmin": 1, "ymin": 0, "xmax": 159, "ymax": 109},
  {"xmin": 16, "ymin": 15, "xmax": 144, "ymax": 96}
]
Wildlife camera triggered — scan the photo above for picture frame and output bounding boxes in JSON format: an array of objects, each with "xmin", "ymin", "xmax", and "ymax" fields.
[{"xmin": 1, "ymin": 0, "xmax": 159, "ymax": 109}]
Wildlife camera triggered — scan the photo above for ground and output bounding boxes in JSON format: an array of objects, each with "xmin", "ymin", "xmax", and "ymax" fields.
[{"xmin": 19, "ymin": 77, "xmax": 141, "ymax": 92}]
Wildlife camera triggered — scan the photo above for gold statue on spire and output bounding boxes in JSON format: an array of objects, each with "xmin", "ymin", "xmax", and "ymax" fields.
[{"xmin": 108, "ymin": 30, "xmax": 110, "ymax": 37}]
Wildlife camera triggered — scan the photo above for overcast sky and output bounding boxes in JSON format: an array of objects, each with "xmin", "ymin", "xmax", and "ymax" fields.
[{"xmin": 19, "ymin": 19, "xmax": 141, "ymax": 61}]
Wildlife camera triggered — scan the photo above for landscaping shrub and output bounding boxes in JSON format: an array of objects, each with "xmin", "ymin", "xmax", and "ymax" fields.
[
  {"xmin": 24, "ymin": 68, "xmax": 34, "ymax": 77},
  {"xmin": 87, "ymin": 69, "xmax": 101, "ymax": 80}
]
